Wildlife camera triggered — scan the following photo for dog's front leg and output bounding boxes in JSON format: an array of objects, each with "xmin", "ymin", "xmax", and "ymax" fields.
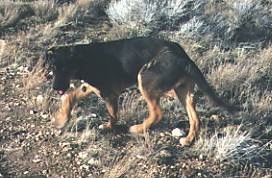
[{"xmin": 54, "ymin": 83, "xmax": 101, "ymax": 129}]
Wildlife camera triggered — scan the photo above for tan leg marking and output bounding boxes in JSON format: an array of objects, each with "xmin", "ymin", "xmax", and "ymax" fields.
[
  {"xmin": 175, "ymin": 81, "xmax": 200, "ymax": 146},
  {"xmin": 129, "ymin": 73, "xmax": 163, "ymax": 134},
  {"xmin": 54, "ymin": 83, "xmax": 101, "ymax": 129}
]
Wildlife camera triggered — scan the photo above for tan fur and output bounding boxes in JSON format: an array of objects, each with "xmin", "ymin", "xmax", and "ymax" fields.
[
  {"xmin": 129, "ymin": 73, "xmax": 163, "ymax": 133},
  {"xmin": 174, "ymin": 80, "xmax": 200, "ymax": 146},
  {"xmin": 54, "ymin": 83, "xmax": 100, "ymax": 128},
  {"xmin": 54, "ymin": 79, "xmax": 200, "ymax": 146}
]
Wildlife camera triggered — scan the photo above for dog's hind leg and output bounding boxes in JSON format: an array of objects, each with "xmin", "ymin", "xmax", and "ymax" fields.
[
  {"xmin": 99, "ymin": 95, "xmax": 118, "ymax": 130},
  {"xmin": 174, "ymin": 80, "xmax": 200, "ymax": 146},
  {"xmin": 54, "ymin": 83, "xmax": 101, "ymax": 129},
  {"xmin": 129, "ymin": 73, "xmax": 163, "ymax": 134}
]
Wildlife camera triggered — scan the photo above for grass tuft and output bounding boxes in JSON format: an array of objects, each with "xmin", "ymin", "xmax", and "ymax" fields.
[{"xmin": 194, "ymin": 124, "xmax": 269, "ymax": 165}]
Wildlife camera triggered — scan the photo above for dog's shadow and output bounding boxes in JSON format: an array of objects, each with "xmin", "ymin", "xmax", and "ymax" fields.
[{"xmin": 66, "ymin": 117, "xmax": 130, "ymax": 135}]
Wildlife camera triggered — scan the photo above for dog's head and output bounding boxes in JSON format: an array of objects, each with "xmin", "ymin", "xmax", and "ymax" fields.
[{"xmin": 46, "ymin": 46, "xmax": 76, "ymax": 95}]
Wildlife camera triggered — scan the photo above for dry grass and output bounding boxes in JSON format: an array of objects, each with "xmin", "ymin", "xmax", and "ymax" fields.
[
  {"xmin": 194, "ymin": 124, "xmax": 262, "ymax": 164},
  {"xmin": 0, "ymin": 40, "xmax": 6, "ymax": 59},
  {"xmin": 22, "ymin": 58, "xmax": 47, "ymax": 91},
  {"xmin": 204, "ymin": 45, "xmax": 272, "ymax": 113},
  {"xmin": 105, "ymin": 133, "xmax": 157, "ymax": 178}
]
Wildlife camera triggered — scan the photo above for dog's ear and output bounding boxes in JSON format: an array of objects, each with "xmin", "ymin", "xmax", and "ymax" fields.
[
  {"xmin": 45, "ymin": 45, "xmax": 57, "ymax": 62},
  {"xmin": 46, "ymin": 45, "xmax": 55, "ymax": 58},
  {"xmin": 43, "ymin": 49, "xmax": 53, "ymax": 65}
]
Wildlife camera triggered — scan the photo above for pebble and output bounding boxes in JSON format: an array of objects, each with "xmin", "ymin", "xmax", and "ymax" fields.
[
  {"xmin": 159, "ymin": 132, "xmax": 165, "ymax": 137},
  {"xmin": 171, "ymin": 128, "xmax": 185, "ymax": 137},
  {"xmin": 32, "ymin": 155, "xmax": 41, "ymax": 163},
  {"xmin": 159, "ymin": 150, "xmax": 172, "ymax": 157},
  {"xmin": 199, "ymin": 154, "xmax": 204, "ymax": 160},
  {"xmin": 4, "ymin": 105, "xmax": 11, "ymax": 111},
  {"xmin": 89, "ymin": 113, "xmax": 97, "ymax": 118},
  {"xmin": 136, "ymin": 154, "xmax": 146, "ymax": 160},
  {"xmin": 98, "ymin": 124, "xmax": 104, "ymax": 130},
  {"xmin": 23, "ymin": 171, "xmax": 29, "ymax": 175},
  {"xmin": 42, "ymin": 170, "xmax": 48, "ymax": 175},
  {"xmin": 80, "ymin": 164, "xmax": 89, "ymax": 170},
  {"xmin": 87, "ymin": 158, "xmax": 99, "ymax": 166},
  {"xmin": 78, "ymin": 152, "xmax": 88, "ymax": 159},
  {"xmin": 40, "ymin": 113, "xmax": 48, "ymax": 119},
  {"xmin": 36, "ymin": 95, "xmax": 44, "ymax": 104}
]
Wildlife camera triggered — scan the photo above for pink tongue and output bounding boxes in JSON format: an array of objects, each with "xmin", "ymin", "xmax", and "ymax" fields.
[{"xmin": 58, "ymin": 90, "xmax": 64, "ymax": 95}]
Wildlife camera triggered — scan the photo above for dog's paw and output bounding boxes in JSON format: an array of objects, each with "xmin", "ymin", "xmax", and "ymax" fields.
[
  {"xmin": 53, "ymin": 113, "xmax": 68, "ymax": 129},
  {"xmin": 53, "ymin": 128, "xmax": 63, "ymax": 136},
  {"xmin": 129, "ymin": 124, "xmax": 144, "ymax": 134},
  {"xmin": 179, "ymin": 137, "xmax": 192, "ymax": 147},
  {"xmin": 53, "ymin": 118, "xmax": 67, "ymax": 129},
  {"xmin": 98, "ymin": 122, "xmax": 112, "ymax": 130}
]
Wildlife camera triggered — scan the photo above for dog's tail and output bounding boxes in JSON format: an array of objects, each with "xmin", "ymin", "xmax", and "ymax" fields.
[{"xmin": 184, "ymin": 60, "xmax": 241, "ymax": 113}]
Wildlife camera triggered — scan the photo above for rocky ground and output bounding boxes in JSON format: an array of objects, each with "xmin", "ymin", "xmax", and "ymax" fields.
[{"xmin": 0, "ymin": 42, "xmax": 271, "ymax": 178}]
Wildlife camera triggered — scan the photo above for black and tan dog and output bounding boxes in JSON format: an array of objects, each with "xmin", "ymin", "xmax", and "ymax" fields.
[{"xmin": 46, "ymin": 37, "xmax": 239, "ymax": 146}]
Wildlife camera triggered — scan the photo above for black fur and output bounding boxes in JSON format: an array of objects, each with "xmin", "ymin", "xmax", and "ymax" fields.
[{"xmin": 46, "ymin": 37, "xmax": 238, "ymax": 111}]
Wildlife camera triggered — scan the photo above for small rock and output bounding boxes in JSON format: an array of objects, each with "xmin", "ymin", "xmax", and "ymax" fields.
[
  {"xmin": 17, "ymin": 66, "xmax": 24, "ymax": 72},
  {"xmin": 32, "ymin": 156, "xmax": 41, "ymax": 163},
  {"xmin": 171, "ymin": 128, "xmax": 185, "ymax": 137},
  {"xmin": 78, "ymin": 152, "xmax": 88, "ymax": 159},
  {"xmin": 40, "ymin": 113, "xmax": 48, "ymax": 119},
  {"xmin": 14, "ymin": 102, "xmax": 20, "ymax": 106},
  {"xmin": 66, "ymin": 153, "xmax": 72, "ymax": 158},
  {"xmin": 98, "ymin": 124, "xmax": 104, "ymax": 130},
  {"xmin": 42, "ymin": 170, "xmax": 48, "ymax": 175},
  {"xmin": 136, "ymin": 154, "xmax": 146, "ymax": 160},
  {"xmin": 159, "ymin": 132, "xmax": 165, "ymax": 137},
  {"xmin": 87, "ymin": 158, "xmax": 99, "ymax": 166},
  {"xmin": 30, "ymin": 110, "xmax": 37, "ymax": 115},
  {"xmin": 80, "ymin": 164, "xmax": 89, "ymax": 170},
  {"xmin": 36, "ymin": 95, "xmax": 44, "ymax": 104},
  {"xmin": 4, "ymin": 105, "xmax": 11, "ymax": 111},
  {"xmin": 159, "ymin": 150, "xmax": 172, "ymax": 157},
  {"xmin": 23, "ymin": 171, "xmax": 29, "ymax": 175},
  {"xmin": 89, "ymin": 113, "xmax": 97, "ymax": 118},
  {"xmin": 199, "ymin": 154, "xmax": 204, "ymax": 160}
]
